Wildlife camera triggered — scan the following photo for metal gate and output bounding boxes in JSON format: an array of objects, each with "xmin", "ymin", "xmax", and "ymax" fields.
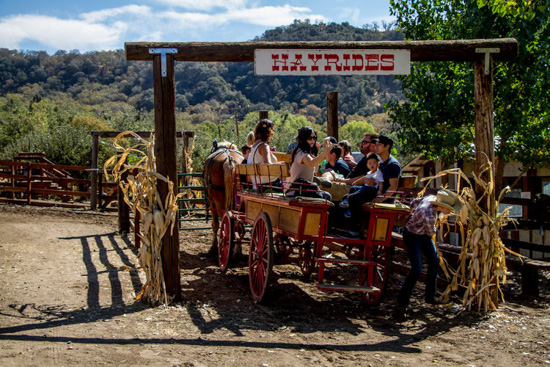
[{"xmin": 177, "ymin": 172, "xmax": 210, "ymax": 230}]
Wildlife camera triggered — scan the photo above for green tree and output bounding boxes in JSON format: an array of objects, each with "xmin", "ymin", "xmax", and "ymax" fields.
[
  {"xmin": 340, "ymin": 120, "xmax": 376, "ymax": 146},
  {"xmin": 477, "ymin": 0, "xmax": 548, "ymax": 19},
  {"xmin": 388, "ymin": 0, "xmax": 550, "ymax": 188}
]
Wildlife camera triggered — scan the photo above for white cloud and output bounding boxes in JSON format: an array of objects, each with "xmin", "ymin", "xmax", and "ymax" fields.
[
  {"xmin": 0, "ymin": 14, "xmax": 126, "ymax": 52},
  {"xmin": 160, "ymin": 10, "xmax": 217, "ymax": 24},
  {"xmin": 337, "ymin": 7, "xmax": 361, "ymax": 25},
  {"xmin": 159, "ymin": 5, "xmax": 327, "ymax": 30},
  {"xmin": 0, "ymin": 2, "xmax": 331, "ymax": 53},
  {"xmin": 152, "ymin": 0, "xmax": 248, "ymax": 11},
  {"xmin": 224, "ymin": 5, "xmax": 327, "ymax": 26},
  {"xmin": 80, "ymin": 5, "xmax": 151, "ymax": 23}
]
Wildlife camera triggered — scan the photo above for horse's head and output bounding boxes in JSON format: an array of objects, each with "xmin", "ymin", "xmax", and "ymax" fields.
[{"xmin": 211, "ymin": 140, "xmax": 238, "ymax": 153}]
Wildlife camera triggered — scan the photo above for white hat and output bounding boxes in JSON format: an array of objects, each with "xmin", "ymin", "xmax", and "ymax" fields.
[{"xmin": 433, "ymin": 189, "xmax": 463, "ymax": 213}]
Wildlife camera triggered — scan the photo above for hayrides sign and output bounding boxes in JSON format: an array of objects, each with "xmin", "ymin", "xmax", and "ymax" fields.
[{"xmin": 254, "ymin": 49, "xmax": 410, "ymax": 76}]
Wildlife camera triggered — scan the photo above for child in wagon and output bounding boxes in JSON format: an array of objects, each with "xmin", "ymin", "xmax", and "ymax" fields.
[{"xmin": 340, "ymin": 152, "xmax": 384, "ymax": 218}]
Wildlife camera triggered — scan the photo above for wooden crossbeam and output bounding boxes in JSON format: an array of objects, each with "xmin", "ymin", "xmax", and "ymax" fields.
[{"xmin": 125, "ymin": 39, "xmax": 518, "ymax": 63}]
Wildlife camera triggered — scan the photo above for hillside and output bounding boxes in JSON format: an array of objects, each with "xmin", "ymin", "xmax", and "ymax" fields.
[
  {"xmin": 0, "ymin": 21, "xmax": 404, "ymax": 119},
  {"xmin": 0, "ymin": 21, "xmax": 406, "ymax": 169}
]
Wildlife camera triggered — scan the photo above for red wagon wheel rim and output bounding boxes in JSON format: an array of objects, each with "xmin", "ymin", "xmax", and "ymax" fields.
[
  {"xmin": 218, "ymin": 212, "xmax": 234, "ymax": 274},
  {"xmin": 248, "ymin": 212, "xmax": 273, "ymax": 303},
  {"xmin": 358, "ymin": 245, "xmax": 393, "ymax": 307}
]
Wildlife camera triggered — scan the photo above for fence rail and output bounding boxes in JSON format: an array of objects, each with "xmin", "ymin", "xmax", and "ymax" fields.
[{"xmin": 0, "ymin": 160, "xmax": 92, "ymax": 207}]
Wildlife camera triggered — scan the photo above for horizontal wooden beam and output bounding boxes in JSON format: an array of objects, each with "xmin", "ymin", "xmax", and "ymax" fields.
[
  {"xmin": 91, "ymin": 131, "xmax": 191, "ymax": 138},
  {"xmin": 125, "ymin": 39, "xmax": 518, "ymax": 63}
]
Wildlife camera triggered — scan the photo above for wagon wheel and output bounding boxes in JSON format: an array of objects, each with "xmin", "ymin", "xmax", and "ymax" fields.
[
  {"xmin": 249, "ymin": 212, "xmax": 274, "ymax": 303},
  {"xmin": 298, "ymin": 242, "xmax": 315, "ymax": 277},
  {"xmin": 218, "ymin": 212, "xmax": 234, "ymax": 274},
  {"xmin": 234, "ymin": 220, "xmax": 246, "ymax": 244},
  {"xmin": 274, "ymin": 234, "xmax": 292, "ymax": 261},
  {"xmin": 358, "ymin": 245, "xmax": 394, "ymax": 307}
]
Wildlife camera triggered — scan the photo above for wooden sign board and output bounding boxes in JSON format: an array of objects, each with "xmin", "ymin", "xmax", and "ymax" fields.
[{"xmin": 255, "ymin": 49, "xmax": 410, "ymax": 76}]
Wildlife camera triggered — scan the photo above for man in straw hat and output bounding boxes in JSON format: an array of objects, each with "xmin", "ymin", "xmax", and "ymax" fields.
[{"xmin": 393, "ymin": 189, "xmax": 463, "ymax": 321}]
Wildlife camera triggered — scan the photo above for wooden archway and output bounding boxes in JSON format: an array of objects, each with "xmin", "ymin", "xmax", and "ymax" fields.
[{"xmin": 124, "ymin": 38, "xmax": 518, "ymax": 300}]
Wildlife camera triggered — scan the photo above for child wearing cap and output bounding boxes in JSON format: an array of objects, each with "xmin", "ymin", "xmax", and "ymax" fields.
[{"xmin": 393, "ymin": 189, "xmax": 463, "ymax": 320}]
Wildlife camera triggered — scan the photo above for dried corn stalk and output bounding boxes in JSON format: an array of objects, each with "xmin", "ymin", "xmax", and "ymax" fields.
[
  {"xmin": 418, "ymin": 157, "xmax": 520, "ymax": 312},
  {"xmin": 104, "ymin": 131, "xmax": 184, "ymax": 306}
]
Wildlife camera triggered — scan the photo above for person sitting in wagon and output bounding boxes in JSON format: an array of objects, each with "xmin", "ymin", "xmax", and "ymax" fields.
[
  {"xmin": 338, "ymin": 140, "xmax": 357, "ymax": 169},
  {"xmin": 313, "ymin": 144, "xmax": 351, "ymax": 189},
  {"xmin": 248, "ymin": 119, "xmax": 284, "ymax": 193},
  {"xmin": 286, "ymin": 126, "xmax": 332, "ymax": 200},
  {"xmin": 345, "ymin": 135, "xmax": 401, "ymax": 236},
  {"xmin": 323, "ymin": 144, "xmax": 351, "ymax": 178},
  {"xmin": 335, "ymin": 133, "xmax": 379, "ymax": 185},
  {"xmin": 340, "ymin": 152, "xmax": 384, "ymax": 217}
]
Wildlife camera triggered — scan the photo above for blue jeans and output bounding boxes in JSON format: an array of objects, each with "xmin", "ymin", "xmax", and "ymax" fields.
[
  {"xmin": 397, "ymin": 229, "xmax": 439, "ymax": 307},
  {"xmin": 348, "ymin": 185, "xmax": 378, "ymax": 230},
  {"xmin": 320, "ymin": 191, "xmax": 332, "ymax": 201}
]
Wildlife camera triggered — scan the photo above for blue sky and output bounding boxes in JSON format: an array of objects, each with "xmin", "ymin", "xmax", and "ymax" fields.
[{"xmin": 0, "ymin": 0, "xmax": 394, "ymax": 54}]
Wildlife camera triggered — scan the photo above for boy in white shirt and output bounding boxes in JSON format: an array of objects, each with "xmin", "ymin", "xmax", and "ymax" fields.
[{"xmin": 341, "ymin": 153, "xmax": 384, "ymax": 217}]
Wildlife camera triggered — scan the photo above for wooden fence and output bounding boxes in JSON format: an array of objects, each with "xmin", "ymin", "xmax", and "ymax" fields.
[{"xmin": 0, "ymin": 158, "xmax": 117, "ymax": 209}]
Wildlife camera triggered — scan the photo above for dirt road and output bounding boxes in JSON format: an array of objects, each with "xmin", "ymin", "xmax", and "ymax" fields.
[{"xmin": 0, "ymin": 204, "xmax": 548, "ymax": 366}]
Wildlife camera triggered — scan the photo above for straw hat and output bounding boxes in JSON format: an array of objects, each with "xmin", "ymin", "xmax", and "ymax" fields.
[{"xmin": 433, "ymin": 189, "xmax": 463, "ymax": 213}]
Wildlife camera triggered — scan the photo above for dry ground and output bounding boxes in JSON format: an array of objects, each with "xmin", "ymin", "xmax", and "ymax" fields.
[{"xmin": 0, "ymin": 204, "xmax": 549, "ymax": 366}]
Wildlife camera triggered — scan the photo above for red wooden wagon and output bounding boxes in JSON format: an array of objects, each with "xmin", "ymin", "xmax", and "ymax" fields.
[{"xmin": 216, "ymin": 162, "xmax": 409, "ymax": 306}]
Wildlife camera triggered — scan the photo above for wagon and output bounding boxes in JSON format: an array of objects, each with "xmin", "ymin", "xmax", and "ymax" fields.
[{"xmin": 217, "ymin": 162, "xmax": 409, "ymax": 306}]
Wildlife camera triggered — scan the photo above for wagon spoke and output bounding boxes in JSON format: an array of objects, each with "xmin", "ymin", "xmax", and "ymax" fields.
[{"xmin": 360, "ymin": 245, "xmax": 393, "ymax": 307}]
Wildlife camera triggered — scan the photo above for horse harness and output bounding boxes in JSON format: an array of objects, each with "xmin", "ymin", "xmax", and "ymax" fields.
[{"xmin": 204, "ymin": 146, "xmax": 243, "ymax": 203}]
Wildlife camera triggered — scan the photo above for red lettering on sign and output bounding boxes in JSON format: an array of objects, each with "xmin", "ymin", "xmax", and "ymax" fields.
[
  {"xmin": 380, "ymin": 54, "xmax": 395, "ymax": 71},
  {"xmin": 271, "ymin": 54, "xmax": 289, "ymax": 72},
  {"xmin": 365, "ymin": 54, "xmax": 379, "ymax": 71},
  {"xmin": 308, "ymin": 54, "xmax": 322, "ymax": 72},
  {"xmin": 290, "ymin": 54, "xmax": 307, "ymax": 72},
  {"xmin": 324, "ymin": 54, "xmax": 340, "ymax": 71},
  {"xmin": 352, "ymin": 54, "xmax": 364, "ymax": 71},
  {"xmin": 342, "ymin": 54, "xmax": 351, "ymax": 71}
]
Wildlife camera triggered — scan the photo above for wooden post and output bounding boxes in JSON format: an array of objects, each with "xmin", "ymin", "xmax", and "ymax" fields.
[
  {"xmin": 10, "ymin": 164, "xmax": 15, "ymax": 199},
  {"xmin": 98, "ymin": 173, "xmax": 104, "ymax": 209},
  {"xmin": 152, "ymin": 53, "xmax": 181, "ymax": 301},
  {"xmin": 234, "ymin": 110, "xmax": 240, "ymax": 140},
  {"xmin": 180, "ymin": 131, "xmax": 193, "ymax": 189},
  {"xmin": 26, "ymin": 162, "xmax": 31, "ymax": 205},
  {"xmin": 259, "ymin": 110, "xmax": 269, "ymax": 121},
  {"xmin": 182, "ymin": 131, "xmax": 195, "ymax": 181},
  {"xmin": 475, "ymin": 55, "xmax": 498, "ymax": 306},
  {"xmin": 474, "ymin": 57, "xmax": 495, "ymax": 213},
  {"xmin": 91, "ymin": 132, "xmax": 99, "ymax": 210},
  {"xmin": 118, "ymin": 169, "xmax": 130, "ymax": 235},
  {"xmin": 327, "ymin": 91, "xmax": 338, "ymax": 140}
]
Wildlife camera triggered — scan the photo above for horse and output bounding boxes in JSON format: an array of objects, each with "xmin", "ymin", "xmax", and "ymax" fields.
[{"xmin": 203, "ymin": 140, "xmax": 244, "ymax": 256}]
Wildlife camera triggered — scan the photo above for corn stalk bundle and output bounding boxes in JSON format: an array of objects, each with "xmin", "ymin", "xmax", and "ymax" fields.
[
  {"xmin": 104, "ymin": 131, "xmax": 184, "ymax": 306},
  {"xmin": 418, "ymin": 157, "xmax": 520, "ymax": 312}
]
